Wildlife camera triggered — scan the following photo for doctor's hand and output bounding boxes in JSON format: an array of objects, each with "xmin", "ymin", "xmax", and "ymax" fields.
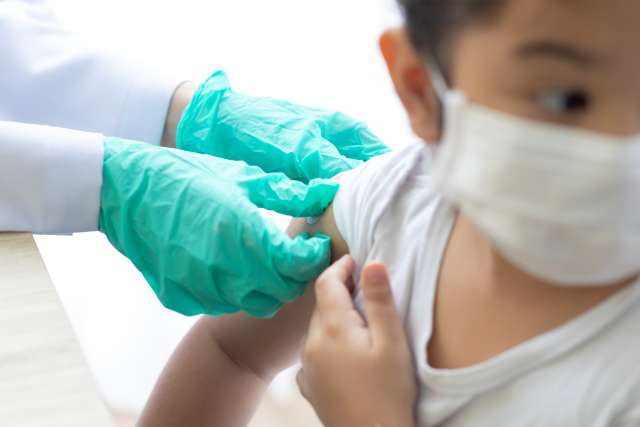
[
  {"xmin": 176, "ymin": 71, "xmax": 390, "ymax": 183},
  {"xmin": 99, "ymin": 137, "xmax": 337, "ymax": 318},
  {"xmin": 297, "ymin": 256, "xmax": 417, "ymax": 427}
]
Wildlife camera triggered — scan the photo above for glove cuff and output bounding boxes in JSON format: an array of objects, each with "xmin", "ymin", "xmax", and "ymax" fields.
[{"xmin": 176, "ymin": 70, "xmax": 232, "ymax": 153}]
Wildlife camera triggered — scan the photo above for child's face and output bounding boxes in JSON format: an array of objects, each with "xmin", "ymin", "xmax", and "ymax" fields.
[{"xmin": 382, "ymin": 0, "xmax": 640, "ymax": 141}]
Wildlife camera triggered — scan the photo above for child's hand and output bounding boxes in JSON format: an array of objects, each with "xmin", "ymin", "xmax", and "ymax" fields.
[{"xmin": 297, "ymin": 256, "xmax": 417, "ymax": 427}]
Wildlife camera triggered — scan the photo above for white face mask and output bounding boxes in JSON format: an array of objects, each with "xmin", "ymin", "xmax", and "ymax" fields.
[{"xmin": 431, "ymin": 91, "xmax": 640, "ymax": 286}]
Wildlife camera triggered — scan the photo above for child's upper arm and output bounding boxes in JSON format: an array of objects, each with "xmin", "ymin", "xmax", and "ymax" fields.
[
  {"xmin": 204, "ymin": 204, "xmax": 349, "ymax": 381},
  {"xmin": 288, "ymin": 204, "xmax": 349, "ymax": 263}
]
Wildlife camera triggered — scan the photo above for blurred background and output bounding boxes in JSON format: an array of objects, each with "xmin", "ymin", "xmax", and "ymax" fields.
[{"xmin": 35, "ymin": 0, "xmax": 415, "ymax": 424}]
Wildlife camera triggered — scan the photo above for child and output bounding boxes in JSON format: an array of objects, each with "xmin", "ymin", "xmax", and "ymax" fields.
[{"xmin": 138, "ymin": 0, "xmax": 640, "ymax": 425}]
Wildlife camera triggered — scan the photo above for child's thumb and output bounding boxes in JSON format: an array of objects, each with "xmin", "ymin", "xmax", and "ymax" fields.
[{"xmin": 361, "ymin": 263, "xmax": 404, "ymax": 346}]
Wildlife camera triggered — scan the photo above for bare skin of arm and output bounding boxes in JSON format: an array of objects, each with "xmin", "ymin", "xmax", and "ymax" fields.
[
  {"xmin": 160, "ymin": 81, "xmax": 196, "ymax": 148},
  {"xmin": 137, "ymin": 206, "xmax": 347, "ymax": 427}
]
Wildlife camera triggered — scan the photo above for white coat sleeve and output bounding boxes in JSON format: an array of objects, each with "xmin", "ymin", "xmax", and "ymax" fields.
[
  {"xmin": 0, "ymin": 122, "xmax": 104, "ymax": 234},
  {"xmin": 0, "ymin": 0, "xmax": 182, "ymax": 143},
  {"xmin": 0, "ymin": 0, "xmax": 183, "ymax": 234}
]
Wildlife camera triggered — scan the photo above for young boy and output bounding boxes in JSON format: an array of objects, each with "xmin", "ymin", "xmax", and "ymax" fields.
[{"xmin": 138, "ymin": 0, "xmax": 640, "ymax": 425}]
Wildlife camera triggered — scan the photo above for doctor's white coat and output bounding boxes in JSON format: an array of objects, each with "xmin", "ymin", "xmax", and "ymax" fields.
[{"xmin": 0, "ymin": 0, "xmax": 181, "ymax": 234}]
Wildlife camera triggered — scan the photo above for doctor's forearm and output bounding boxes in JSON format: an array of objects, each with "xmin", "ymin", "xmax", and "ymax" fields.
[{"xmin": 161, "ymin": 81, "xmax": 196, "ymax": 148}]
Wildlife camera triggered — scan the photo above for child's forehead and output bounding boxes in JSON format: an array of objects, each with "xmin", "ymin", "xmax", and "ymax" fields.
[
  {"xmin": 496, "ymin": 0, "xmax": 640, "ymax": 43},
  {"xmin": 473, "ymin": 0, "xmax": 640, "ymax": 72}
]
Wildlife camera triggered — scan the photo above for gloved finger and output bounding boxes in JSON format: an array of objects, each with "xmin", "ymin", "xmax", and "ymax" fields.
[
  {"xmin": 359, "ymin": 263, "xmax": 404, "ymax": 348},
  {"xmin": 242, "ymin": 172, "xmax": 340, "ymax": 218},
  {"xmin": 270, "ymin": 231, "xmax": 333, "ymax": 286},
  {"xmin": 238, "ymin": 290, "xmax": 283, "ymax": 318},
  {"xmin": 321, "ymin": 112, "xmax": 391, "ymax": 161},
  {"xmin": 187, "ymin": 151, "xmax": 339, "ymax": 218},
  {"xmin": 295, "ymin": 138, "xmax": 363, "ymax": 180},
  {"xmin": 209, "ymin": 204, "xmax": 330, "ymax": 309},
  {"xmin": 251, "ymin": 208, "xmax": 333, "ymax": 297},
  {"xmin": 207, "ymin": 123, "xmax": 363, "ymax": 182}
]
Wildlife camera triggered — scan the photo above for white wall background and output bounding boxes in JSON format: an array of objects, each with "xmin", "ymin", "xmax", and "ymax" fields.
[{"xmin": 34, "ymin": 0, "xmax": 417, "ymax": 415}]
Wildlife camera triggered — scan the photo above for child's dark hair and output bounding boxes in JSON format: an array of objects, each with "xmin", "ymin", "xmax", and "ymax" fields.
[{"xmin": 398, "ymin": 0, "xmax": 506, "ymax": 75}]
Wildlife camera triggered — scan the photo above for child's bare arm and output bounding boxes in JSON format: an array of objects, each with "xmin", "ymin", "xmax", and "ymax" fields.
[{"xmin": 137, "ymin": 206, "xmax": 348, "ymax": 427}]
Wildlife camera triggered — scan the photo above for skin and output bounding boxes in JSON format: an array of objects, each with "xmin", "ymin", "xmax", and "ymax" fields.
[
  {"xmin": 383, "ymin": 0, "xmax": 640, "ymax": 370},
  {"xmin": 296, "ymin": 257, "xmax": 417, "ymax": 427},
  {"xmin": 160, "ymin": 81, "xmax": 197, "ymax": 148},
  {"xmin": 139, "ymin": 0, "xmax": 640, "ymax": 425},
  {"xmin": 136, "ymin": 207, "xmax": 351, "ymax": 427}
]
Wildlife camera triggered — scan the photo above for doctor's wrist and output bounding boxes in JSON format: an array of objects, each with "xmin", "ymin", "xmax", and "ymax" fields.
[{"xmin": 161, "ymin": 81, "xmax": 196, "ymax": 148}]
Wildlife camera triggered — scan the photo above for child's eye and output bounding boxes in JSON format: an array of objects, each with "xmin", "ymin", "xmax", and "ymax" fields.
[{"xmin": 538, "ymin": 89, "xmax": 591, "ymax": 115}]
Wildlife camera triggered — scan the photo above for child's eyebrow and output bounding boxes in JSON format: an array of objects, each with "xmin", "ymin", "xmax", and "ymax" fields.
[{"xmin": 514, "ymin": 40, "xmax": 602, "ymax": 66}]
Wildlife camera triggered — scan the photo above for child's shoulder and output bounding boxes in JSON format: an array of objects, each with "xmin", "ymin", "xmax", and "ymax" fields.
[
  {"xmin": 334, "ymin": 141, "xmax": 438, "ymax": 226},
  {"xmin": 293, "ymin": 141, "xmax": 443, "ymax": 267},
  {"xmin": 331, "ymin": 141, "xmax": 449, "ymax": 286},
  {"xmin": 335, "ymin": 140, "xmax": 432, "ymax": 196}
]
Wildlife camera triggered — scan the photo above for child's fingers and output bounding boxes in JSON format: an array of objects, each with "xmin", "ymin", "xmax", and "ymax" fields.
[
  {"xmin": 360, "ymin": 263, "xmax": 404, "ymax": 347},
  {"xmin": 313, "ymin": 255, "xmax": 357, "ymax": 317}
]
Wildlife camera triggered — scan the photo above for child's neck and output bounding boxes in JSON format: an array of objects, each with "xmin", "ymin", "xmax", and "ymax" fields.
[{"xmin": 428, "ymin": 212, "xmax": 638, "ymax": 370}]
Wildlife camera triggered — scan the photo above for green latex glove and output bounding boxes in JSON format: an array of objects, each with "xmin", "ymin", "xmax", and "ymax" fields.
[
  {"xmin": 99, "ymin": 137, "xmax": 337, "ymax": 317},
  {"xmin": 176, "ymin": 71, "xmax": 390, "ymax": 182}
]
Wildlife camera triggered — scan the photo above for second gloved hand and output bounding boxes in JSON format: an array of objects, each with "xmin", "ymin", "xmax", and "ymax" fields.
[
  {"xmin": 176, "ymin": 71, "xmax": 390, "ymax": 182},
  {"xmin": 98, "ymin": 137, "xmax": 338, "ymax": 317}
]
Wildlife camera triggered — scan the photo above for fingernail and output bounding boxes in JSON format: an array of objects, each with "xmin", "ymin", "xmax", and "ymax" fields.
[{"xmin": 364, "ymin": 264, "xmax": 388, "ymax": 287}]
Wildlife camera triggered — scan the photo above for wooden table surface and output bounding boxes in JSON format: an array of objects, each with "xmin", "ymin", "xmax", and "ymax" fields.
[{"xmin": 0, "ymin": 233, "xmax": 116, "ymax": 427}]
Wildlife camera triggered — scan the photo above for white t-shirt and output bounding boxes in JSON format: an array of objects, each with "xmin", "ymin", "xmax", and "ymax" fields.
[{"xmin": 332, "ymin": 141, "xmax": 640, "ymax": 427}]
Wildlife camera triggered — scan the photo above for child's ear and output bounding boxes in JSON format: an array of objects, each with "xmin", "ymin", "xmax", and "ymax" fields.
[{"xmin": 380, "ymin": 28, "xmax": 441, "ymax": 143}]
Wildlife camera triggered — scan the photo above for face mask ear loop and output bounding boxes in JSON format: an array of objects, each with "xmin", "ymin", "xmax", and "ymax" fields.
[{"xmin": 425, "ymin": 55, "xmax": 450, "ymax": 143}]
